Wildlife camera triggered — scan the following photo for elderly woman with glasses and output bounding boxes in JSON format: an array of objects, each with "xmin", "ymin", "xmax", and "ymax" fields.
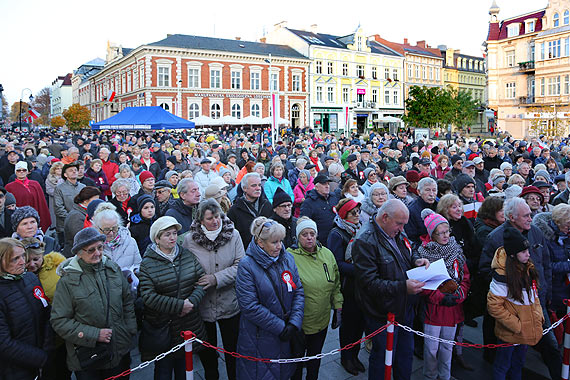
[
  {"xmin": 360, "ymin": 182, "xmax": 389, "ymax": 223},
  {"xmin": 236, "ymin": 216, "xmax": 304, "ymax": 380},
  {"xmin": 91, "ymin": 202, "xmax": 140, "ymax": 276},
  {"xmin": 109, "ymin": 179, "xmax": 134, "ymax": 226},
  {"xmin": 51, "ymin": 228, "xmax": 137, "ymax": 377}
]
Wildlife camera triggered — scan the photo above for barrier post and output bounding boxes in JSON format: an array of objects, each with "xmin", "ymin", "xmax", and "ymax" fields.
[
  {"xmin": 563, "ymin": 300, "xmax": 570, "ymax": 380},
  {"xmin": 385, "ymin": 313, "xmax": 395, "ymax": 380},
  {"xmin": 183, "ymin": 331, "xmax": 194, "ymax": 380}
]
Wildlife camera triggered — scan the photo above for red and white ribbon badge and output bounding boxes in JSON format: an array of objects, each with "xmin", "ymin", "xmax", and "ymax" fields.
[
  {"xmin": 403, "ymin": 237, "xmax": 412, "ymax": 253},
  {"xmin": 453, "ymin": 260, "xmax": 459, "ymax": 279},
  {"xmin": 281, "ymin": 271, "xmax": 296, "ymax": 292},
  {"xmin": 532, "ymin": 281, "xmax": 538, "ymax": 300},
  {"xmin": 33, "ymin": 286, "xmax": 48, "ymax": 307}
]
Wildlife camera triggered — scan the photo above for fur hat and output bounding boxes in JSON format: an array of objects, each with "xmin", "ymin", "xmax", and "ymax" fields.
[
  {"xmin": 139, "ymin": 170, "xmax": 155, "ymax": 185},
  {"xmin": 11, "ymin": 206, "xmax": 40, "ymax": 230},
  {"xmin": 503, "ymin": 225, "xmax": 530, "ymax": 257},
  {"xmin": 71, "ymin": 227, "xmax": 106, "ymax": 256},
  {"xmin": 150, "ymin": 216, "xmax": 182, "ymax": 243},
  {"xmin": 421, "ymin": 209, "xmax": 449, "ymax": 238},
  {"xmin": 272, "ymin": 187, "xmax": 292, "ymax": 208},
  {"xmin": 504, "ymin": 184, "xmax": 523, "ymax": 199}
]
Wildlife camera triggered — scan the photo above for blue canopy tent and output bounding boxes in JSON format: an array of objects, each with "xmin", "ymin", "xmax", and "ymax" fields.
[{"xmin": 91, "ymin": 106, "xmax": 195, "ymax": 130}]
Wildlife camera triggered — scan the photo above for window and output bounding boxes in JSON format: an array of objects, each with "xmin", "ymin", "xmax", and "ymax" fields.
[
  {"xmin": 541, "ymin": 42, "xmax": 545, "ymax": 60},
  {"xmin": 342, "ymin": 87, "xmax": 349, "ymax": 103},
  {"xmin": 292, "ymin": 74, "xmax": 301, "ymax": 91},
  {"xmin": 316, "ymin": 61, "xmax": 322, "ymax": 74},
  {"xmin": 565, "ymin": 10, "xmax": 570, "ymax": 25},
  {"xmin": 231, "ymin": 71, "xmax": 241, "ymax": 89},
  {"xmin": 565, "ymin": 75, "xmax": 570, "ymax": 95},
  {"xmin": 327, "ymin": 87, "xmax": 334, "ymax": 103},
  {"xmin": 188, "ymin": 103, "xmax": 200, "ymax": 119},
  {"xmin": 526, "ymin": 20, "xmax": 536, "ymax": 33},
  {"xmin": 316, "ymin": 86, "xmax": 323, "ymax": 102},
  {"xmin": 393, "ymin": 90, "xmax": 399, "ymax": 105},
  {"xmin": 507, "ymin": 24, "xmax": 519, "ymax": 38},
  {"xmin": 554, "ymin": 12, "xmax": 560, "ymax": 27},
  {"xmin": 372, "ymin": 67, "xmax": 377, "ymax": 79},
  {"xmin": 327, "ymin": 62, "xmax": 333, "ymax": 75},
  {"xmin": 250, "ymin": 71, "xmax": 260, "ymax": 90},
  {"xmin": 407, "ymin": 64, "xmax": 412, "ymax": 78},
  {"xmin": 435, "ymin": 68, "xmax": 440, "ymax": 81},
  {"xmin": 356, "ymin": 65, "xmax": 364, "ymax": 78},
  {"xmin": 393, "ymin": 69, "xmax": 398, "ymax": 81},
  {"xmin": 210, "ymin": 103, "xmax": 221, "ymax": 119},
  {"xmin": 548, "ymin": 39, "xmax": 561, "ymax": 58},
  {"xmin": 342, "ymin": 63, "xmax": 348, "ymax": 76},
  {"xmin": 127, "ymin": 72, "xmax": 131, "ymax": 92},
  {"xmin": 159, "ymin": 102, "xmax": 170, "ymax": 111},
  {"xmin": 385, "ymin": 90, "xmax": 390, "ymax": 105},
  {"xmin": 414, "ymin": 65, "xmax": 419, "ymax": 78},
  {"xmin": 541, "ymin": 78, "xmax": 545, "ymax": 95},
  {"xmin": 372, "ymin": 88, "xmax": 378, "ymax": 103},
  {"xmin": 270, "ymin": 73, "xmax": 279, "ymax": 91},
  {"xmin": 565, "ymin": 38, "xmax": 570, "ymax": 57},
  {"xmin": 210, "ymin": 69, "xmax": 221, "ymax": 88},
  {"xmin": 505, "ymin": 82, "xmax": 516, "ymax": 99},
  {"xmin": 357, "ymin": 36, "xmax": 363, "ymax": 51},
  {"xmin": 188, "ymin": 68, "xmax": 200, "ymax": 88},
  {"xmin": 385, "ymin": 68, "xmax": 390, "ymax": 79},
  {"xmin": 251, "ymin": 104, "xmax": 260, "ymax": 117},
  {"xmin": 158, "ymin": 66, "xmax": 170, "ymax": 87},
  {"xmin": 506, "ymin": 51, "xmax": 516, "ymax": 67},
  {"xmin": 422, "ymin": 66, "xmax": 427, "ymax": 79},
  {"xmin": 231, "ymin": 104, "xmax": 241, "ymax": 118},
  {"xmin": 429, "ymin": 67, "xmax": 433, "ymax": 80},
  {"xmin": 548, "ymin": 76, "xmax": 561, "ymax": 95}
]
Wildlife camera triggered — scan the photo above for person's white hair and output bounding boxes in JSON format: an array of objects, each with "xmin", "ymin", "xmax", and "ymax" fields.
[
  {"xmin": 504, "ymin": 197, "xmax": 528, "ymax": 221},
  {"xmin": 177, "ymin": 178, "xmax": 197, "ymax": 195},
  {"xmin": 417, "ymin": 177, "xmax": 437, "ymax": 193},
  {"xmin": 92, "ymin": 202, "xmax": 123, "ymax": 228},
  {"xmin": 242, "ymin": 172, "xmax": 261, "ymax": 189}
]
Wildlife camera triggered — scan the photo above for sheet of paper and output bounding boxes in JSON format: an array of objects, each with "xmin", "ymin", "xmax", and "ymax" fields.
[{"xmin": 406, "ymin": 258, "xmax": 451, "ymax": 290}]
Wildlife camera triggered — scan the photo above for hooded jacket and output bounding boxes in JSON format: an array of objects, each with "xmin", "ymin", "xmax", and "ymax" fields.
[
  {"xmin": 102, "ymin": 226, "xmax": 141, "ymax": 273},
  {"xmin": 264, "ymin": 176, "xmax": 294, "ymax": 205},
  {"xmin": 487, "ymin": 247, "xmax": 544, "ymax": 345},
  {"xmin": 50, "ymin": 256, "xmax": 137, "ymax": 371}
]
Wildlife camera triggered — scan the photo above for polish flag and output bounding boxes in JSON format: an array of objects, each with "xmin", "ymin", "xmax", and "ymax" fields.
[
  {"xmin": 25, "ymin": 116, "xmax": 33, "ymax": 123},
  {"xmin": 28, "ymin": 109, "xmax": 40, "ymax": 119},
  {"xmin": 107, "ymin": 91, "xmax": 116, "ymax": 102}
]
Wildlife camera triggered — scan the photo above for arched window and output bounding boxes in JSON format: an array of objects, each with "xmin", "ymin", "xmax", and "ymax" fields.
[
  {"xmin": 231, "ymin": 104, "xmax": 241, "ymax": 118},
  {"xmin": 565, "ymin": 10, "xmax": 569, "ymax": 25},
  {"xmin": 210, "ymin": 103, "xmax": 220, "ymax": 119},
  {"xmin": 251, "ymin": 104, "xmax": 260, "ymax": 117},
  {"xmin": 554, "ymin": 12, "xmax": 560, "ymax": 27},
  {"xmin": 188, "ymin": 103, "xmax": 199, "ymax": 119}
]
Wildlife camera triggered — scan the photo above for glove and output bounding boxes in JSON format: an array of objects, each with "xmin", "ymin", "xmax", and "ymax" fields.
[
  {"xmin": 331, "ymin": 309, "xmax": 342, "ymax": 329},
  {"xmin": 440, "ymin": 293, "xmax": 459, "ymax": 307},
  {"xmin": 279, "ymin": 323, "xmax": 297, "ymax": 341}
]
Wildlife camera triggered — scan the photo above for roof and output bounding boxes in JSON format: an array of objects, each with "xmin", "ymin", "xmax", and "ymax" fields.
[
  {"xmin": 91, "ymin": 106, "xmax": 195, "ymax": 130},
  {"xmin": 147, "ymin": 34, "xmax": 308, "ymax": 59},
  {"xmin": 488, "ymin": 10, "xmax": 545, "ymax": 41},
  {"xmin": 286, "ymin": 28, "xmax": 402, "ymax": 57},
  {"xmin": 84, "ymin": 58, "xmax": 105, "ymax": 67},
  {"xmin": 442, "ymin": 51, "xmax": 485, "ymax": 72},
  {"xmin": 370, "ymin": 35, "xmax": 442, "ymax": 58}
]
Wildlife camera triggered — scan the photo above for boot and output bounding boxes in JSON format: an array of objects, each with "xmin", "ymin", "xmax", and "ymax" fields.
[
  {"xmin": 341, "ymin": 359, "xmax": 359, "ymax": 376},
  {"xmin": 453, "ymin": 353, "xmax": 474, "ymax": 371},
  {"xmin": 353, "ymin": 357, "xmax": 365, "ymax": 373}
]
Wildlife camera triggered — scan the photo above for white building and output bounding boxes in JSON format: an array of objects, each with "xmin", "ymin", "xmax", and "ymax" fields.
[{"xmin": 50, "ymin": 73, "xmax": 73, "ymax": 117}]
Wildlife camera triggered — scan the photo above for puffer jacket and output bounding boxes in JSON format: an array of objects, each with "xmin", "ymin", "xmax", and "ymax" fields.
[
  {"xmin": 264, "ymin": 176, "xmax": 294, "ymax": 205},
  {"xmin": 479, "ymin": 221, "xmax": 552, "ymax": 306},
  {"xmin": 487, "ymin": 247, "xmax": 544, "ymax": 345},
  {"xmin": 236, "ymin": 240, "xmax": 304, "ymax": 380},
  {"xmin": 288, "ymin": 244, "xmax": 343, "ymax": 334},
  {"xmin": 103, "ymin": 227, "xmax": 141, "ymax": 273},
  {"xmin": 533, "ymin": 211, "xmax": 570, "ymax": 311},
  {"xmin": 0, "ymin": 272, "xmax": 52, "ymax": 380},
  {"xmin": 138, "ymin": 244, "xmax": 207, "ymax": 358},
  {"xmin": 299, "ymin": 189, "xmax": 340, "ymax": 245},
  {"xmin": 183, "ymin": 217, "xmax": 244, "ymax": 323},
  {"xmin": 50, "ymin": 256, "xmax": 137, "ymax": 371}
]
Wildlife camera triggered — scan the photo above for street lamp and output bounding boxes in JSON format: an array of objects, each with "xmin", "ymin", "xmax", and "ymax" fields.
[
  {"xmin": 19, "ymin": 88, "xmax": 34, "ymax": 128},
  {"xmin": 0, "ymin": 84, "xmax": 4, "ymax": 121}
]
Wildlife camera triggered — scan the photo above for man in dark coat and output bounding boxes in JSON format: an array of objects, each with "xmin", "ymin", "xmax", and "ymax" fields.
[
  {"xmin": 404, "ymin": 177, "xmax": 438, "ymax": 247},
  {"xmin": 344, "ymin": 154, "xmax": 362, "ymax": 184},
  {"xmin": 553, "ymin": 172, "xmax": 570, "ymax": 205},
  {"xmin": 352, "ymin": 199, "xmax": 429, "ymax": 380},
  {"xmin": 227, "ymin": 173, "xmax": 272, "ymax": 247},
  {"xmin": 0, "ymin": 187, "xmax": 13, "ymax": 238},
  {"xmin": 165, "ymin": 178, "xmax": 201, "ymax": 235},
  {"xmin": 270, "ymin": 187, "xmax": 297, "ymax": 249},
  {"xmin": 299, "ymin": 173, "xmax": 340, "ymax": 245}
]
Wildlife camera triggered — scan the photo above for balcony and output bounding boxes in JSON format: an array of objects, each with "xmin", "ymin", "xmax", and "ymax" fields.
[
  {"xmin": 518, "ymin": 61, "xmax": 535, "ymax": 73},
  {"xmin": 518, "ymin": 95, "xmax": 535, "ymax": 105}
]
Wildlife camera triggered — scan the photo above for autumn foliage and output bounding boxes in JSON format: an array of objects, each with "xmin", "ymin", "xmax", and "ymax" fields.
[{"xmin": 63, "ymin": 103, "xmax": 91, "ymax": 131}]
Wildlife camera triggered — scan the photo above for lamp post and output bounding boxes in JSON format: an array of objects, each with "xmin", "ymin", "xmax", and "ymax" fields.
[
  {"xmin": 0, "ymin": 84, "xmax": 4, "ymax": 121},
  {"xmin": 19, "ymin": 88, "xmax": 33, "ymax": 128}
]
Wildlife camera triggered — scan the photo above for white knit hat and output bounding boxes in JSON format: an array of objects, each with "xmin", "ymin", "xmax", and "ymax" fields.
[
  {"xmin": 14, "ymin": 161, "xmax": 28, "ymax": 173},
  {"xmin": 150, "ymin": 216, "xmax": 182, "ymax": 243}
]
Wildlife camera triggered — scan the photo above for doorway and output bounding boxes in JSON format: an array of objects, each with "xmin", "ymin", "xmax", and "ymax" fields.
[
  {"xmin": 357, "ymin": 115, "xmax": 367, "ymax": 134},
  {"xmin": 291, "ymin": 104, "xmax": 301, "ymax": 129}
]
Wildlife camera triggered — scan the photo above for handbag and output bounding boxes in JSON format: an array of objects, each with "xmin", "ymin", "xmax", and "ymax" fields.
[
  {"xmin": 139, "ymin": 253, "xmax": 182, "ymax": 354},
  {"xmin": 75, "ymin": 272, "xmax": 114, "ymax": 370}
]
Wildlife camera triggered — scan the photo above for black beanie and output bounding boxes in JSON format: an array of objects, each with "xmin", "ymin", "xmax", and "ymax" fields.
[
  {"xmin": 137, "ymin": 194, "xmax": 156, "ymax": 211},
  {"xmin": 453, "ymin": 173, "xmax": 476, "ymax": 193},
  {"xmin": 272, "ymin": 187, "xmax": 292, "ymax": 209},
  {"xmin": 503, "ymin": 226, "xmax": 530, "ymax": 257}
]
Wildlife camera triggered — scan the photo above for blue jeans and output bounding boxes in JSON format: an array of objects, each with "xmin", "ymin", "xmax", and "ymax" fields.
[
  {"xmin": 364, "ymin": 306, "xmax": 415, "ymax": 380},
  {"xmin": 493, "ymin": 341, "xmax": 528, "ymax": 380}
]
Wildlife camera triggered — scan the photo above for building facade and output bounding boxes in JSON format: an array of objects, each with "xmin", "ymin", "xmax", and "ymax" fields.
[
  {"xmin": 72, "ymin": 58, "xmax": 105, "ymax": 109},
  {"xmin": 267, "ymin": 23, "xmax": 405, "ymax": 135},
  {"xmin": 50, "ymin": 73, "xmax": 73, "ymax": 117},
  {"xmin": 486, "ymin": 0, "xmax": 570, "ymax": 138},
  {"xmin": 86, "ymin": 35, "xmax": 310, "ymax": 128}
]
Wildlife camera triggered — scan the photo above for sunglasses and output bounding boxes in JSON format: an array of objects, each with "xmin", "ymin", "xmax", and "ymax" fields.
[
  {"xmin": 259, "ymin": 221, "xmax": 275, "ymax": 236},
  {"xmin": 83, "ymin": 244, "xmax": 104, "ymax": 255}
]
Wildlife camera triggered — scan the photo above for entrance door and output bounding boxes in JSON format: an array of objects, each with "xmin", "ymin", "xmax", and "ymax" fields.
[
  {"xmin": 291, "ymin": 104, "xmax": 300, "ymax": 129},
  {"xmin": 322, "ymin": 113, "xmax": 330, "ymax": 133},
  {"xmin": 357, "ymin": 115, "xmax": 367, "ymax": 134}
]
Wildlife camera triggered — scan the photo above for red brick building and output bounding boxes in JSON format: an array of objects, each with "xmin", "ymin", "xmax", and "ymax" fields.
[{"xmin": 86, "ymin": 35, "xmax": 311, "ymax": 128}]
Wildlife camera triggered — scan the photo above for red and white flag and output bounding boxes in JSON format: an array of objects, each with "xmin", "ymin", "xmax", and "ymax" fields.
[
  {"xmin": 28, "ymin": 109, "xmax": 40, "ymax": 119},
  {"xmin": 107, "ymin": 91, "xmax": 116, "ymax": 102}
]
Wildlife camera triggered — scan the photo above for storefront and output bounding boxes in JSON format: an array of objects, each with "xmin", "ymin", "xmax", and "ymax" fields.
[{"xmin": 311, "ymin": 107, "xmax": 342, "ymax": 133}]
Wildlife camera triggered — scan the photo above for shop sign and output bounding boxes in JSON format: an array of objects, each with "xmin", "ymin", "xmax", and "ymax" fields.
[{"xmin": 357, "ymin": 89, "xmax": 366, "ymax": 95}]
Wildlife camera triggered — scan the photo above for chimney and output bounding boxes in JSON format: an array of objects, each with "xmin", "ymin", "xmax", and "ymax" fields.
[
  {"xmin": 416, "ymin": 40, "xmax": 426, "ymax": 48},
  {"xmin": 235, "ymin": 37, "xmax": 241, "ymax": 40},
  {"xmin": 403, "ymin": 38, "xmax": 408, "ymax": 45},
  {"xmin": 260, "ymin": 37, "xmax": 267, "ymax": 43},
  {"xmin": 310, "ymin": 24, "xmax": 318, "ymax": 33}
]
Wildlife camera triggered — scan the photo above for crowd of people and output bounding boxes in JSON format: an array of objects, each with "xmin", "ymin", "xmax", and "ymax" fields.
[{"xmin": 1, "ymin": 126, "xmax": 570, "ymax": 380}]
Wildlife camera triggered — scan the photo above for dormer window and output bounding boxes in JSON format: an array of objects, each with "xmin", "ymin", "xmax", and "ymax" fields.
[
  {"xmin": 554, "ymin": 12, "xmax": 560, "ymax": 27},
  {"xmin": 526, "ymin": 20, "xmax": 536, "ymax": 33},
  {"xmin": 507, "ymin": 23, "xmax": 520, "ymax": 38}
]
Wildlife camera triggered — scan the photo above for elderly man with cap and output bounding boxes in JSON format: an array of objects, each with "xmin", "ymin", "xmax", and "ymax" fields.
[
  {"xmin": 345, "ymin": 154, "xmax": 361, "ymax": 183},
  {"xmin": 299, "ymin": 173, "xmax": 341, "ymax": 245},
  {"xmin": 444, "ymin": 155, "xmax": 464, "ymax": 183},
  {"xmin": 357, "ymin": 149, "xmax": 375, "ymax": 173},
  {"xmin": 533, "ymin": 181, "xmax": 554, "ymax": 213},
  {"xmin": 154, "ymin": 180, "xmax": 175, "ymax": 217},
  {"xmin": 6, "ymin": 162, "xmax": 51, "ymax": 232},
  {"xmin": 271, "ymin": 187, "xmax": 297, "ymax": 248},
  {"xmin": 54, "ymin": 161, "xmax": 86, "ymax": 247},
  {"xmin": 553, "ymin": 171, "xmax": 570, "ymax": 205},
  {"xmin": 462, "ymin": 160, "xmax": 487, "ymax": 197},
  {"xmin": 473, "ymin": 156, "xmax": 490, "ymax": 184},
  {"xmin": 194, "ymin": 158, "xmax": 219, "ymax": 195},
  {"xmin": 417, "ymin": 157, "xmax": 432, "ymax": 178},
  {"xmin": 225, "ymin": 153, "xmax": 240, "ymax": 179},
  {"xmin": 0, "ymin": 149, "xmax": 21, "ymax": 185}
]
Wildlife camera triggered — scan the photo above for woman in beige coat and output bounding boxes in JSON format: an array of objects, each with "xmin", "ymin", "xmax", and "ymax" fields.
[{"xmin": 183, "ymin": 199, "xmax": 244, "ymax": 380}]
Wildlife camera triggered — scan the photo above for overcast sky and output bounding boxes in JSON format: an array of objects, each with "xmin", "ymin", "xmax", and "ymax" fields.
[{"xmin": 0, "ymin": 0, "xmax": 546, "ymax": 105}]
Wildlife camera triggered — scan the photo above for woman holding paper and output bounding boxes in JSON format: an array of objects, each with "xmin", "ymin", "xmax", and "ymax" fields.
[{"xmin": 418, "ymin": 209, "xmax": 470, "ymax": 380}]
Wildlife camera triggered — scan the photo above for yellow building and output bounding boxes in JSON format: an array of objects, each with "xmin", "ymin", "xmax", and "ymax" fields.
[
  {"xmin": 486, "ymin": 0, "xmax": 570, "ymax": 138},
  {"xmin": 267, "ymin": 23, "xmax": 405, "ymax": 134}
]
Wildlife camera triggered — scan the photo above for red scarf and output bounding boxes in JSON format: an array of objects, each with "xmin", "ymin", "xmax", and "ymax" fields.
[{"xmin": 16, "ymin": 178, "xmax": 30, "ymax": 187}]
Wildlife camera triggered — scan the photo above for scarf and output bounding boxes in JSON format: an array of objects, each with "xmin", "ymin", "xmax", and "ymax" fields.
[
  {"xmin": 16, "ymin": 178, "xmax": 30, "ymax": 187},
  {"xmin": 333, "ymin": 215, "xmax": 360, "ymax": 237},
  {"xmin": 151, "ymin": 242, "xmax": 179, "ymax": 262},
  {"xmin": 190, "ymin": 216, "xmax": 235, "ymax": 251},
  {"xmin": 201, "ymin": 223, "xmax": 223, "ymax": 241},
  {"xmin": 418, "ymin": 236, "xmax": 465, "ymax": 283},
  {"xmin": 12, "ymin": 229, "xmax": 45, "ymax": 242},
  {"xmin": 0, "ymin": 272, "xmax": 24, "ymax": 280},
  {"xmin": 360, "ymin": 198, "xmax": 378, "ymax": 218},
  {"xmin": 106, "ymin": 230, "xmax": 122, "ymax": 250}
]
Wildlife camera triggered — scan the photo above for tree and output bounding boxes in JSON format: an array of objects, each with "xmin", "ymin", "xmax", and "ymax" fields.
[
  {"xmin": 10, "ymin": 101, "xmax": 30, "ymax": 122},
  {"xmin": 452, "ymin": 90, "xmax": 478, "ymax": 131},
  {"xmin": 62, "ymin": 103, "xmax": 91, "ymax": 131},
  {"xmin": 527, "ymin": 101, "xmax": 569, "ymax": 137},
  {"xmin": 403, "ymin": 86, "xmax": 456, "ymax": 129},
  {"xmin": 31, "ymin": 87, "xmax": 51, "ymax": 126},
  {"xmin": 51, "ymin": 115, "xmax": 66, "ymax": 128},
  {"xmin": 0, "ymin": 95, "xmax": 8, "ymax": 121}
]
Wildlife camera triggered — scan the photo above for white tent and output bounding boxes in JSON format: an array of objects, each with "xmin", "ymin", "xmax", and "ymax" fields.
[
  {"xmin": 261, "ymin": 116, "xmax": 290, "ymax": 125},
  {"xmin": 373, "ymin": 116, "xmax": 402, "ymax": 123},
  {"xmin": 241, "ymin": 115, "xmax": 264, "ymax": 125},
  {"xmin": 191, "ymin": 115, "xmax": 221, "ymax": 126},
  {"xmin": 218, "ymin": 115, "xmax": 241, "ymax": 125}
]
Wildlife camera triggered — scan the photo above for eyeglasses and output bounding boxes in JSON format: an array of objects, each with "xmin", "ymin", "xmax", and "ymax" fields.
[
  {"xmin": 277, "ymin": 203, "xmax": 292, "ymax": 209},
  {"xmin": 347, "ymin": 209, "xmax": 361, "ymax": 217},
  {"xmin": 100, "ymin": 226, "xmax": 119, "ymax": 234},
  {"xmin": 16, "ymin": 169, "xmax": 27, "ymax": 172},
  {"xmin": 83, "ymin": 244, "xmax": 104, "ymax": 255},
  {"xmin": 433, "ymin": 230, "xmax": 451, "ymax": 237},
  {"xmin": 526, "ymin": 195, "xmax": 541, "ymax": 202}
]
